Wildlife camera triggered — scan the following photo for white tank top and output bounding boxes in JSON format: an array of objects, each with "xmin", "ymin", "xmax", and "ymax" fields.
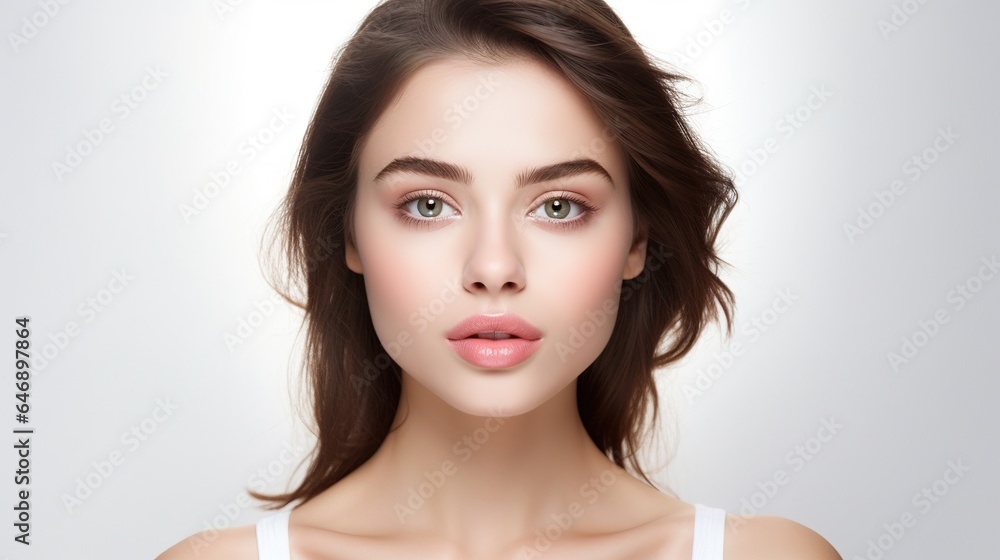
[{"xmin": 256, "ymin": 502, "xmax": 726, "ymax": 559}]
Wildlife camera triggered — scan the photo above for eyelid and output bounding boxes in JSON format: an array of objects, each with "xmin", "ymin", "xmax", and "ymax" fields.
[{"xmin": 397, "ymin": 189, "xmax": 460, "ymax": 209}]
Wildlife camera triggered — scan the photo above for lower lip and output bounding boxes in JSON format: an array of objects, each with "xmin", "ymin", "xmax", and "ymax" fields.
[{"xmin": 447, "ymin": 337, "xmax": 541, "ymax": 369}]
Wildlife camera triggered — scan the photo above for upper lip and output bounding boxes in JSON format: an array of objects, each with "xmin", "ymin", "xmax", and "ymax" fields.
[{"xmin": 446, "ymin": 313, "xmax": 543, "ymax": 340}]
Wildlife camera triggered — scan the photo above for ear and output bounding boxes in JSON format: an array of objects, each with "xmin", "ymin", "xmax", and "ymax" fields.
[
  {"xmin": 622, "ymin": 218, "xmax": 648, "ymax": 281},
  {"xmin": 344, "ymin": 229, "xmax": 363, "ymax": 274}
]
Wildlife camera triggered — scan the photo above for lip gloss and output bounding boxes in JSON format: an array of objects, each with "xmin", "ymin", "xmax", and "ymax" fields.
[{"xmin": 447, "ymin": 337, "xmax": 541, "ymax": 369}]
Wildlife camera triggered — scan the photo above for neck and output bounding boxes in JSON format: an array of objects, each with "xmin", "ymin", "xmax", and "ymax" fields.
[
  {"xmin": 300, "ymin": 371, "xmax": 675, "ymax": 557},
  {"xmin": 368, "ymin": 372, "xmax": 628, "ymax": 546}
]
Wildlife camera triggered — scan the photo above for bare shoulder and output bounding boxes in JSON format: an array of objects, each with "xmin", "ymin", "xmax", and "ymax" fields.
[
  {"xmin": 154, "ymin": 524, "xmax": 258, "ymax": 560},
  {"xmin": 724, "ymin": 513, "xmax": 843, "ymax": 560}
]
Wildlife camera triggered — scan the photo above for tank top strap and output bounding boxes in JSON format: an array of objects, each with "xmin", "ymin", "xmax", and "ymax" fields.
[
  {"xmin": 255, "ymin": 509, "xmax": 292, "ymax": 560},
  {"xmin": 691, "ymin": 503, "xmax": 726, "ymax": 560}
]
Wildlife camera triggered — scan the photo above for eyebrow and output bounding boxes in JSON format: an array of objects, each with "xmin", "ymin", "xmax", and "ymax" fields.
[{"xmin": 372, "ymin": 156, "xmax": 615, "ymax": 190}]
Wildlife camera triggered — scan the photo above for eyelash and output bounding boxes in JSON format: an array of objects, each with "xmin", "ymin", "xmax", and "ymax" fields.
[{"xmin": 393, "ymin": 190, "xmax": 599, "ymax": 231}]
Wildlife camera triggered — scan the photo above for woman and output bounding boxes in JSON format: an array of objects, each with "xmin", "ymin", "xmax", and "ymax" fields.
[{"xmin": 159, "ymin": 0, "xmax": 842, "ymax": 558}]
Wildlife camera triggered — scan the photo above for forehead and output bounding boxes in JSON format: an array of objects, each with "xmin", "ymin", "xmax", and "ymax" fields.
[{"xmin": 358, "ymin": 54, "xmax": 627, "ymax": 188}]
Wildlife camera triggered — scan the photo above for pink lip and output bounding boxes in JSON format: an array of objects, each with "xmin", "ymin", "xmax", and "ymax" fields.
[
  {"xmin": 446, "ymin": 313, "xmax": 543, "ymax": 369},
  {"xmin": 445, "ymin": 313, "xmax": 543, "ymax": 341}
]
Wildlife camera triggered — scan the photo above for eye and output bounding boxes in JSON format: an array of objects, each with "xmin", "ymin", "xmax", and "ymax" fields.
[
  {"xmin": 529, "ymin": 193, "xmax": 598, "ymax": 229},
  {"xmin": 394, "ymin": 190, "xmax": 459, "ymax": 226}
]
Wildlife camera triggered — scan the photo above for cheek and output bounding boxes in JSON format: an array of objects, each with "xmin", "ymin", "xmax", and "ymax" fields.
[
  {"xmin": 363, "ymin": 262, "xmax": 414, "ymax": 339},
  {"xmin": 353, "ymin": 215, "xmax": 451, "ymax": 349},
  {"xmin": 529, "ymin": 231, "xmax": 630, "ymax": 353}
]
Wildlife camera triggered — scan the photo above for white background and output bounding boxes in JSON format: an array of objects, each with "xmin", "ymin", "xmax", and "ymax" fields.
[{"xmin": 0, "ymin": 1, "xmax": 996, "ymax": 558}]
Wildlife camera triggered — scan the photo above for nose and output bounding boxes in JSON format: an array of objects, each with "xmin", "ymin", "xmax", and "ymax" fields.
[{"xmin": 461, "ymin": 212, "xmax": 526, "ymax": 297}]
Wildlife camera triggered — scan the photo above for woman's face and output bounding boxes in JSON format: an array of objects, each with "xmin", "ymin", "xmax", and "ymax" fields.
[{"xmin": 347, "ymin": 55, "xmax": 647, "ymax": 417}]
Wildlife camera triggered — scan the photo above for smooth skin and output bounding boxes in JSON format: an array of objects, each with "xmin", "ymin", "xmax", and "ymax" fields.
[{"xmin": 158, "ymin": 55, "xmax": 842, "ymax": 560}]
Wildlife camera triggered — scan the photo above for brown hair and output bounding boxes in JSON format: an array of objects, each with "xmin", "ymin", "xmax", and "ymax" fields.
[{"xmin": 253, "ymin": 0, "xmax": 737, "ymax": 509}]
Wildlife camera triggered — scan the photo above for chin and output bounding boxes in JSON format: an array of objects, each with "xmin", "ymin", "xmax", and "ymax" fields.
[
  {"xmin": 439, "ymin": 370, "xmax": 577, "ymax": 420},
  {"xmin": 444, "ymin": 395, "xmax": 540, "ymax": 419}
]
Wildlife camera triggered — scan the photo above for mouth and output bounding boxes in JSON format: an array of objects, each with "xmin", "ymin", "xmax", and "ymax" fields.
[
  {"xmin": 445, "ymin": 312, "xmax": 543, "ymax": 342},
  {"xmin": 447, "ymin": 333, "xmax": 541, "ymax": 369},
  {"xmin": 466, "ymin": 331, "xmax": 521, "ymax": 340},
  {"xmin": 445, "ymin": 313, "xmax": 542, "ymax": 369}
]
